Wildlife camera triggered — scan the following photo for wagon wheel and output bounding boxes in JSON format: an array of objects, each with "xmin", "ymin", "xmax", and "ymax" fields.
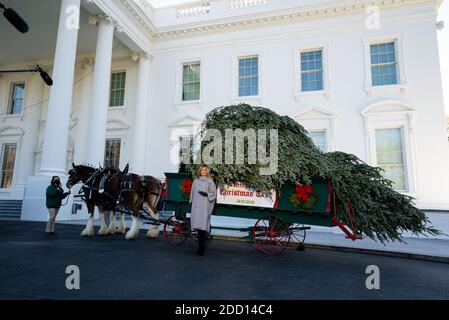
[
  {"xmin": 163, "ymin": 216, "xmax": 189, "ymax": 246},
  {"xmin": 253, "ymin": 216, "xmax": 291, "ymax": 255},
  {"xmin": 289, "ymin": 223, "xmax": 307, "ymax": 251}
]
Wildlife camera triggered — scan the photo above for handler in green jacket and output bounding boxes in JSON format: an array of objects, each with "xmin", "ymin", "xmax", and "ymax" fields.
[{"xmin": 45, "ymin": 176, "xmax": 70, "ymax": 235}]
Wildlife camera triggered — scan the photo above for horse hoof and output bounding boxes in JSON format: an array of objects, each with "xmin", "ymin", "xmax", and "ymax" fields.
[
  {"xmin": 146, "ymin": 230, "xmax": 160, "ymax": 239},
  {"xmin": 97, "ymin": 229, "xmax": 108, "ymax": 236},
  {"xmin": 81, "ymin": 230, "xmax": 94, "ymax": 237},
  {"xmin": 125, "ymin": 233, "xmax": 137, "ymax": 240}
]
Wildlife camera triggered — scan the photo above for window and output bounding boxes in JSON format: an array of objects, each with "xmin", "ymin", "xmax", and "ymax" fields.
[
  {"xmin": 238, "ymin": 57, "xmax": 259, "ymax": 97},
  {"xmin": 370, "ymin": 42, "xmax": 398, "ymax": 86},
  {"xmin": 300, "ymin": 50, "xmax": 323, "ymax": 92},
  {"xmin": 375, "ymin": 128, "xmax": 407, "ymax": 191},
  {"xmin": 179, "ymin": 135, "xmax": 200, "ymax": 163},
  {"xmin": 109, "ymin": 72, "xmax": 126, "ymax": 107},
  {"xmin": 104, "ymin": 139, "xmax": 121, "ymax": 167},
  {"xmin": 182, "ymin": 62, "xmax": 201, "ymax": 101},
  {"xmin": 309, "ymin": 131, "xmax": 327, "ymax": 152},
  {"xmin": 1, "ymin": 144, "xmax": 17, "ymax": 189},
  {"xmin": 9, "ymin": 83, "xmax": 25, "ymax": 115}
]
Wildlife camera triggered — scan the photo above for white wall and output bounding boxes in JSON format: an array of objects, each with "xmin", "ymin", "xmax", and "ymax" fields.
[
  {"xmin": 0, "ymin": 1, "xmax": 448, "ymax": 218},
  {"xmin": 147, "ymin": 2, "xmax": 449, "ymax": 209}
]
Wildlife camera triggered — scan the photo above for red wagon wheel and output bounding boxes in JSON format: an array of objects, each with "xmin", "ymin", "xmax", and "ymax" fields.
[
  {"xmin": 253, "ymin": 216, "xmax": 291, "ymax": 255},
  {"xmin": 163, "ymin": 216, "xmax": 189, "ymax": 246}
]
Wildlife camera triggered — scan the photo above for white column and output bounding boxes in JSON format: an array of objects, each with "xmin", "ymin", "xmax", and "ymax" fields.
[
  {"xmin": 38, "ymin": 0, "xmax": 80, "ymax": 177},
  {"xmin": 131, "ymin": 54, "xmax": 151, "ymax": 174},
  {"xmin": 74, "ymin": 58, "xmax": 94, "ymax": 164},
  {"xmin": 84, "ymin": 15, "xmax": 115, "ymax": 166}
]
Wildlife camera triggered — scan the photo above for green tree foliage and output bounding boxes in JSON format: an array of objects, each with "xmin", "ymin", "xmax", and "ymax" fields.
[{"xmin": 189, "ymin": 104, "xmax": 440, "ymax": 243}]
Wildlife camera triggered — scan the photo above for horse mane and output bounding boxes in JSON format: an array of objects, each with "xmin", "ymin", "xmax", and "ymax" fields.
[{"xmin": 76, "ymin": 164, "xmax": 97, "ymax": 173}]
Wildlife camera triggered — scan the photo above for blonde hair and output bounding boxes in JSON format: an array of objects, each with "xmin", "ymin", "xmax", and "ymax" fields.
[{"xmin": 197, "ymin": 165, "xmax": 212, "ymax": 178}]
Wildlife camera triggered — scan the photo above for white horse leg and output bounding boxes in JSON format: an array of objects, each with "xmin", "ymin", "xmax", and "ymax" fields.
[
  {"xmin": 147, "ymin": 216, "xmax": 160, "ymax": 239},
  {"xmin": 81, "ymin": 213, "xmax": 94, "ymax": 237},
  {"xmin": 107, "ymin": 210, "xmax": 116, "ymax": 235},
  {"xmin": 145, "ymin": 198, "xmax": 160, "ymax": 239},
  {"xmin": 97, "ymin": 209, "xmax": 108, "ymax": 236},
  {"xmin": 116, "ymin": 212, "xmax": 126, "ymax": 234},
  {"xmin": 126, "ymin": 215, "xmax": 139, "ymax": 240}
]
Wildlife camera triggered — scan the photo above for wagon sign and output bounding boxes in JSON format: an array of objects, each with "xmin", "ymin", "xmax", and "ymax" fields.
[{"xmin": 217, "ymin": 183, "xmax": 277, "ymax": 208}]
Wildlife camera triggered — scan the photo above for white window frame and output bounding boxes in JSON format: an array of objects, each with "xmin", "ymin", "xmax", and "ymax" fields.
[
  {"xmin": 104, "ymin": 138, "xmax": 122, "ymax": 168},
  {"xmin": 231, "ymin": 52, "xmax": 263, "ymax": 104},
  {"xmin": 373, "ymin": 126, "xmax": 409, "ymax": 192},
  {"xmin": 168, "ymin": 116, "xmax": 202, "ymax": 173},
  {"xmin": 308, "ymin": 129, "xmax": 329, "ymax": 153},
  {"xmin": 0, "ymin": 126, "xmax": 24, "ymax": 192},
  {"xmin": 175, "ymin": 58, "xmax": 205, "ymax": 108},
  {"xmin": 2, "ymin": 78, "xmax": 28, "ymax": 120},
  {"xmin": 0, "ymin": 143, "xmax": 18, "ymax": 189},
  {"xmin": 293, "ymin": 107, "xmax": 336, "ymax": 152},
  {"xmin": 363, "ymin": 34, "xmax": 407, "ymax": 96},
  {"xmin": 109, "ymin": 70, "xmax": 128, "ymax": 110},
  {"xmin": 294, "ymin": 44, "xmax": 330, "ymax": 101},
  {"xmin": 362, "ymin": 101, "xmax": 417, "ymax": 196},
  {"xmin": 105, "ymin": 119, "xmax": 130, "ymax": 170}
]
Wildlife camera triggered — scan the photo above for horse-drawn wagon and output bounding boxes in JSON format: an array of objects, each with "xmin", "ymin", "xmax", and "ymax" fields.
[{"xmin": 162, "ymin": 172, "xmax": 362, "ymax": 255}]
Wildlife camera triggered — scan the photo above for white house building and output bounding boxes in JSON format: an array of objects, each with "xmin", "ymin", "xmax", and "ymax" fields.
[{"xmin": 0, "ymin": 0, "xmax": 448, "ymax": 236}]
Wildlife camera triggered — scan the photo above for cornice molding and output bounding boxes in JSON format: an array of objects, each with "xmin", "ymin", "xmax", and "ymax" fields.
[
  {"xmin": 86, "ymin": 0, "xmax": 438, "ymax": 44},
  {"xmin": 150, "ymin": 0, "xmax": 435, "ymax": 40}
]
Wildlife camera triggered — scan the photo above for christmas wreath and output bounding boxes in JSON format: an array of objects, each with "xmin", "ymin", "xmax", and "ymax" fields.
[
  {"xmin": 180, "ymin": 179, "xmax": 193, "ymax": 200},
  {"xmin": 290, "ymin": 184, "xmax": 319, "ymax": 210}
]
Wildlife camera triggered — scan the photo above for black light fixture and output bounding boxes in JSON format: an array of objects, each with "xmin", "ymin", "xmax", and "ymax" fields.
[
  {"xmin": 0, "ymin": 2, "xmax": 29, "ymax": 33},
  {"xmin": 0, "ymin": 65, "xmax": 53, "ymax": 86}
]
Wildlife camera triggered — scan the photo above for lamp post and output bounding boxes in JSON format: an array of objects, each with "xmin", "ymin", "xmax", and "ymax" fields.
[
  {"xmin": 0, "ymin": 65, "xmax": 53, "ymax": 86},
  {"xmin": 0, "ymin": 2, "xmax": 29, "ymax": 33}
]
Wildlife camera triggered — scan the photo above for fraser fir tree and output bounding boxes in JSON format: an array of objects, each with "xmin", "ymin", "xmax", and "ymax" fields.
[{"xmin": 189, "ymin": 104, "xmax": 440, "ymax": 243}]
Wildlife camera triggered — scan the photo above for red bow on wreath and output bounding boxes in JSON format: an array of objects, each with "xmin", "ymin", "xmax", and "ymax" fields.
[
  {"xmin": 295, "ymin": 184, "xmax": 313, "ymax": 202},
  {"xmin": 181, "ymin": 179, "xmax": 193, "ymax": 195}
]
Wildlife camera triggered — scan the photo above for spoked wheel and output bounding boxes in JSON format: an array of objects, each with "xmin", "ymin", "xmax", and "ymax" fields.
[
  {"xmin": 289, "ymin": 223, "xmax": 307, "ymax": 251},
  {"xmin": 253, "ymin": 216, "xmax": 291, "ymax": 255},
  {"xmin": 163, "ymin": 216, "xmax": 189, "ymax": 246}
]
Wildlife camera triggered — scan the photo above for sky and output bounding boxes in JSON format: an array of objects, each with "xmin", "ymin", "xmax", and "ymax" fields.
[{"xmin": 148, "ymin": 0, "xmax": 449, "ymax": 115}]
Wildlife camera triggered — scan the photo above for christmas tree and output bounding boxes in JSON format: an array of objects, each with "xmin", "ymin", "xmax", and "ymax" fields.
[{"xmin": 189, "ymin": 104, "xmax": 440, "ymax": 243}]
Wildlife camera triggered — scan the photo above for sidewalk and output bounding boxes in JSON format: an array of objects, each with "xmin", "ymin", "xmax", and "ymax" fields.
[{"xmin": 59, "ymin": 215, "xmax": 449, "ymax": 263}]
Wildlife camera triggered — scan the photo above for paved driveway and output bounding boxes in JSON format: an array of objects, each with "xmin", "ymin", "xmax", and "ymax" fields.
[{"xmin": 0, "ymin": 221, "xmax": 448, "ymax": 300}]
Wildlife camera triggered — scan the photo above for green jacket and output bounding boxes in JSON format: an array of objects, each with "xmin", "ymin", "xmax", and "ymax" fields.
[{"xmin": 46, "ymin": 184, "xmax": 67, "ymax": 209}]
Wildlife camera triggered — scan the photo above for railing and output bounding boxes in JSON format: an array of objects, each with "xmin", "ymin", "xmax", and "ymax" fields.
[
  {"xmin": 176, "ymin": 2, "xmax": 211, "ymax": 18},
  {"xmin": 174, "ymin": 0, "xmax": 269, "ymax": 19},
  {"xmin": 230, "ymin": 0, "xmax": 268, "ymax": 10}
]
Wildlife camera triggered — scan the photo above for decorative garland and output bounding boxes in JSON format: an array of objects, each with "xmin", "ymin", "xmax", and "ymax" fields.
[
  {"xmin": 290, "ymin": 184, "xmax": 319, "ymax": 210},
  {"xmin": 180, "ymin": 179, "xmax": 193, "ymax": 200}
]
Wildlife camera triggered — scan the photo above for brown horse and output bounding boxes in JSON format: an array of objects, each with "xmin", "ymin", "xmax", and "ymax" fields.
[
  {"xmin": 119, "ymin": 173, "xmax": 162, "ymax": 240},
  {"xmin": 67, "ymin": 164, "xmax": 129, "ymax": 237}
]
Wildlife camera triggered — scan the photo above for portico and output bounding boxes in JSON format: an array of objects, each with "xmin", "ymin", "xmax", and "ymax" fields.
[{"xmin": 13, "ymin": 0, "xmax": 153, "ymax": 221}]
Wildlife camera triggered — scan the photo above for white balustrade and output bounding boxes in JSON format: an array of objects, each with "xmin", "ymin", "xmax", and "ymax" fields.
[
  {"xmin": 176, "ymin": 3, "xmax": 211, "ymax": 18},
  {"xmin": 230, "ymin": 0, "xmax": 268, "ymax": 10}
]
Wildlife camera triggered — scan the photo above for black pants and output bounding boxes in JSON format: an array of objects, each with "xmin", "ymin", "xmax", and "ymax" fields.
[{"xmin": 197, "ymin": 230, "xmax": 207, "ymax": 254}]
